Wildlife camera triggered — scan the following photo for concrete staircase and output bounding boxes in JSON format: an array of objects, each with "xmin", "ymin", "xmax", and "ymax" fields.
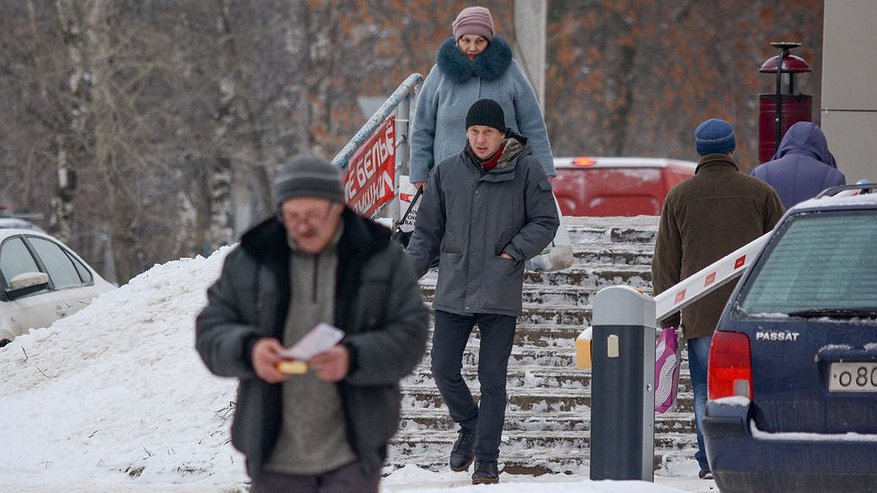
[{"xmin": 387, "ymin": 216, "xmax": 697, "ymax": 474}]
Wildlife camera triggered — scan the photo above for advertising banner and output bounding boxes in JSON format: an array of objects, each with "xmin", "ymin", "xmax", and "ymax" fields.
[{"xmin": 343, "ymin": 117, "xmax": 396, "ymax": 218}]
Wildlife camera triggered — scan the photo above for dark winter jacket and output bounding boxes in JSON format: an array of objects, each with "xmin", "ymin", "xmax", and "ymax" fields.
[
  {"xmin": 751, "ymin": 121, "xmax": 845, "ymax": 208},
  {"xmin": 409, "ymin": 36, "xmax": 555, "ymax": 182},
  {"xmin": 652, "ymin": 154, "xmax": 785, "ymax": 340},
  {"xmin": 195, "ymin": 209, "xmax": 429, "ymax": 478},
  {"xmin": 406, "ymin": 133, "xmax": 559, "ymax": 316}
]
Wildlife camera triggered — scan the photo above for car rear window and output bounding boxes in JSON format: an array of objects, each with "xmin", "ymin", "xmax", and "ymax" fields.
[{"xmin": 738, "ymin": 211, "xmax": 877, "ymax": 315}]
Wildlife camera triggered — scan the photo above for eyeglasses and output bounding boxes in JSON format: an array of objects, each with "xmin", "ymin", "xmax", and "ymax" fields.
[{"xmin": 281, "ymin": 204, "xmax": 337, "ymax": 229}]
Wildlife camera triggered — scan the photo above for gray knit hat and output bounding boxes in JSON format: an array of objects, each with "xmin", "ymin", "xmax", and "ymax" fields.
[{"xmin": 273, "ymin": 154, "xmax": 345, "ymax": 206}]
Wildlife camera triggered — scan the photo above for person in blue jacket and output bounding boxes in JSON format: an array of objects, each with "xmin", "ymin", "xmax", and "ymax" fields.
[
  {"xmin": 409, "ymin": 6, "xmax": 555, "ymax": 190},
  {"xmin": 751, "ymin": 121, "xmax": 846, "ymax": 208}
]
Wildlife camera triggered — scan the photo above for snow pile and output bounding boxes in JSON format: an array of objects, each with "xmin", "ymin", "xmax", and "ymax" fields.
[{"xmin": 0, "ymin": 247, "xmax": 247, "ymax": 489}]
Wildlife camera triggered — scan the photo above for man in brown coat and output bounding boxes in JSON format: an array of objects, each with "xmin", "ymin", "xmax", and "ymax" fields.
[{"xmin": 651, "ymin": 118, "xmax": 785, "ymax": 480}]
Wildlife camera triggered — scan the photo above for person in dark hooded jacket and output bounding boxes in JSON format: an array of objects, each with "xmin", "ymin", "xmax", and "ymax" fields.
[
  {"xmin": 409, "ymin": 6, "xmax": 554, "ymax": 190},
  {"xmin": 407, "ymin": 99, "xmax": 559, "ymax": 485},
  {"xmin": 751, "ymin": 121, "xmax": 845, "ymax": 208},
  {"xmin": 196, "ymin": 154, "xmax": 429, "ymax": 493}
]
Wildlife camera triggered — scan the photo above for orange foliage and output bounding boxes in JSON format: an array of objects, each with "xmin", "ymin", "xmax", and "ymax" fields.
[{"xmin": 316, "ymin": 1, "xmax": 823, "ymax": 171}]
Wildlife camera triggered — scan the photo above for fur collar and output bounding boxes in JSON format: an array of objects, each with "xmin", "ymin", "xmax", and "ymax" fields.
[
  {"xmin": 240, "ymin": 208, "xmax": 390, "ymax": 267},
  {"xmin": 436, "ymin": 35, "xmax": 513, "ymax": 83}
]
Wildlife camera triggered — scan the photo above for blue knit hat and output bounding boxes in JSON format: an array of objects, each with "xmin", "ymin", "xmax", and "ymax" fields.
[{"xmin": 695, "ymin": 118, "xmax": 736, "ymax": 156}]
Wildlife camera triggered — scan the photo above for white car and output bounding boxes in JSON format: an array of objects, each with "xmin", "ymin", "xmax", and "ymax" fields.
[
  {"xmin": 0, "ymin": 217, "xmax": 44, "ymax": 231},
  {"xmin": 0, "ymin": 228, "xmax": 115, "ymax": 346}
]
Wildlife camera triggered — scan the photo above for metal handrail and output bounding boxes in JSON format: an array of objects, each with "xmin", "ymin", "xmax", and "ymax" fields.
[
  {"xmin": 331, "ymin": 73, "xmax": 422, "ymax": 223},
  {"xmin": 331, "ymin": 73, "xmax": 422, "ymax": 170}
]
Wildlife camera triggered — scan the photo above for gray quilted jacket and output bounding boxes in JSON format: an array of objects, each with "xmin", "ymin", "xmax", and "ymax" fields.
[{"xmin": 406, "ymin": 135, "xmax": 558, "ymax": 316}]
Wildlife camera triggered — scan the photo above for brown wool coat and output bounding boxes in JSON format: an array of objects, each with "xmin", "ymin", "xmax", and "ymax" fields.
[{"xmin": 651, "ymin": 154, "xmax": 785, "ymax": 340}]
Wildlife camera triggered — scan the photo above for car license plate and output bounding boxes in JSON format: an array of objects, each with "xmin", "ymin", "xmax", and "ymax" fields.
[{"xmin": 829, "ymin": 362, "xmax": 877, "ymax": 392}]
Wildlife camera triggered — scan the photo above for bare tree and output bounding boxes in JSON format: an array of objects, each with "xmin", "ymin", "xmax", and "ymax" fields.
[
  {"xmin": 51, "ymin": 0, "xmax": 104, "ymax": 243},
  {"xmin": 0, "ymin": 0, "xmax": 824, "ymax": 284}
]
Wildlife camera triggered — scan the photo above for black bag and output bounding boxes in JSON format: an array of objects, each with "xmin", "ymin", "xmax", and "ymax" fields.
[{"xmin": 391, "ymin": 188, "xmax": 422, "ymax": 248}]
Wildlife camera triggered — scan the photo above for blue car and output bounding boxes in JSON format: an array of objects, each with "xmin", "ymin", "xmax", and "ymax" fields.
[{"xmin": 703, "ymin": 184, "xmax": 877, "ymax": 493}]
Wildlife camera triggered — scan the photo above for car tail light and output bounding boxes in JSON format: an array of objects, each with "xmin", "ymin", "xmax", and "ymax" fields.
[
  {"xmin": 572, "ymin": 157, "xmax": 596, "ymax": 166},
  {"xmin": 708, "ymin": 330, "xmax": 753, "ymax": 400}
]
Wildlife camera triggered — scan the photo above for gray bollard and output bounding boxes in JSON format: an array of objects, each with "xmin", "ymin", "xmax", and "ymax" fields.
[{"xmin": 589, "ymin": 285, "xmax": 656, "ymax": 481}]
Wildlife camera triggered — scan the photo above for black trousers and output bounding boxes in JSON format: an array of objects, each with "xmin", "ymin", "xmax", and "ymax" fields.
[
  {"xmin": 431, "ymin": 310, "xmax": 516, "ymax": 462},
  {"xmin": 251, "ymin": 461, "xmax": 380, "ymax": 493}
]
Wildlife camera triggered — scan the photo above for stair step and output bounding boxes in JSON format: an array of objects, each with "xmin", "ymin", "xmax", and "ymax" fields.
[
  {"xmin": 398, "ymin": 408, "xmax": 695, "ymax": 434},
  {"xmin": 421, "ymin": 285, "xmax": 602, "ymax": 307},
  {"xmin": 385, "ymin": 449, "xmax": 588, "ymax": 475},
  {"xmin": 524, "ymin": 267, "xmax": 652, "ymax": 288},
  {"xmin": 388, "ymin": 430, "xmax": 696, "ymax": 467},
  {"xmin": 420, "ymin": 265, "xmax": 653, "ymax": 290},
  {"xmin": 571, "ymin": 244, "xmax": 655, "ymax": 267},
  {"xmin": 564, "ymin": 224, "xmax": 658, "ymax": 246},
  {"xmin": 404, "ymin": 366, "xmax": 693, "ymax": 393},
  {"xmin": 385, "ymin": 448, "xmax": 684, "ymax": 475},
  {"xmin": 400, "ymin": 384, "xmax": 696, "ymax": 414}
]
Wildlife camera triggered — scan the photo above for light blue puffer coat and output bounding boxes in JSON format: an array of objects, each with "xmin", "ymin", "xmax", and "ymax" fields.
[{"xmin": 409, "ymin": 36, "xmax": 555, "ymax": 182}]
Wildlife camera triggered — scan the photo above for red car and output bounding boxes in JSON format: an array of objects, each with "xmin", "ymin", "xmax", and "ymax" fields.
[{"xmin": 552, "ymin": 157, "xmax": 697, "ymax": 216}]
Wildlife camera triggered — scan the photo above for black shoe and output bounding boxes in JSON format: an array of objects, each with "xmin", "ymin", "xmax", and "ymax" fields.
[
  {"xmin": 471, "ymin": 460, "xmax": 499, "ymax": 484},
  {"xmin": 698, "ymin": 469, "xmax": 713, "ymax": 480},
  {"xmin": 449, "ymin": 427, "xmax": 476, "ymax": 472}
]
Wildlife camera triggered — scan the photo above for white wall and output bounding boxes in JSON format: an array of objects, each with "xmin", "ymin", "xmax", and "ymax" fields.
[{"xmin": 821, "ymin": 0, "xmax": 877, "ymax": 182}]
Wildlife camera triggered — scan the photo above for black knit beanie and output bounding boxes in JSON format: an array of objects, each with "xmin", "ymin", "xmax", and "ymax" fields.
[
  {"xmin": 466, "ymin": 98, "xmax": 506, "ymax": 133},
  {"xmin": 273, "ymin": 154, "xmax": 345, "ymax": 206}
]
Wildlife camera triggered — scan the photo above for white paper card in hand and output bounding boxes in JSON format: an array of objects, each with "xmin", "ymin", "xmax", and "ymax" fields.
[{"xmin": 279, "ymin": 323, "xmax": 345, "ymax": 361}]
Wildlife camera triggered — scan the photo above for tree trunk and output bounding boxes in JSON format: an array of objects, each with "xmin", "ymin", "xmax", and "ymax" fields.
[{"xmin": 51, "ymin": 0, "xmax": 93, "ymax": 243}]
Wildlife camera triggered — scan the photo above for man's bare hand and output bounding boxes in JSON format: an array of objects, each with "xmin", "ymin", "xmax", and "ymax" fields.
[
  {"xmin": 309, "ymin": 345, "xmax": 350, "ymax": 382},
  {"xmin": 500, "ymin": 252, "xmax": 514, "ymax": 260},
  {"xmin": 251, "ymin": 338, "xmax": 290, "ymax": 384},
  {"xmin": 413, "ymin": 180, "xmax": 426, "ymax": 191}
]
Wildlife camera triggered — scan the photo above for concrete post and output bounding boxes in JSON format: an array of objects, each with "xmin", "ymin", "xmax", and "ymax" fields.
[{"xmin": 513, "ymin": 0, "xmax": 546, "ymax": 108}]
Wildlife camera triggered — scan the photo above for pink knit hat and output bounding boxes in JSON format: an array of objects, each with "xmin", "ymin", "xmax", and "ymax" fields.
[{"xmin": 452, "ymin": 6, "xmax": 494, "ymax": 41}]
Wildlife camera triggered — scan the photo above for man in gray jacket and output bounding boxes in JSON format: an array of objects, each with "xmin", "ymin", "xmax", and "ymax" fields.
[
  {"xmin": 196, "ymin": 154, "xmax": 429, "ymax": 493},
  {"xmin": 406, "ymin": 98, "xmax": 559, "ymax": 484}
]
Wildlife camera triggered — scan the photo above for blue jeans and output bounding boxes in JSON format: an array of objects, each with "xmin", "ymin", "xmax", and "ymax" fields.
[
  {"xmin": 688, "ymin": 335, "xmax": 712, "ymax": 473},
  {"xmin": 431, "ymin": 310, "xmax": 516, "ymax": 462}
]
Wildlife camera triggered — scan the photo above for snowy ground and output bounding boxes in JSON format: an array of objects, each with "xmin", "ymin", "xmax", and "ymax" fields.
[{"xmin": 0, "ymin": 247, "xmax": 716, "ymax": 492}]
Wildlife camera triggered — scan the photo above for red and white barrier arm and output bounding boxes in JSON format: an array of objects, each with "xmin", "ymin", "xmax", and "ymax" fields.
[
  {"xmin": 654, "ymin": 232, "xmax": 770, "ymax": 323},
  {"xmin": 577, "ymin": 233, "xmax": 769, "ymax": 369}
]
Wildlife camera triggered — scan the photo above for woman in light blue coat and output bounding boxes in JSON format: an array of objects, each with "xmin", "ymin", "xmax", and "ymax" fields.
[{"xmin": 409, "ymin": 6, "xmax": 555, "ymax": 189}]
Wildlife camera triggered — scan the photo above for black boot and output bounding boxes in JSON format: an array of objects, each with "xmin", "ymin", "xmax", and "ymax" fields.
[
  {"xmin": 449, "ymin": 427, "xmax": 476, "ymax": 471},
  {"xmin": 471, "ymin": 459, "xmax": 499, "ymax": 484}
]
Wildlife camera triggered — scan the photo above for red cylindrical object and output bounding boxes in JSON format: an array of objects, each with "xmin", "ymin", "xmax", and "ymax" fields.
[{"xmin": 757, "ymin": 94, "xmax": 812, "ymax": 164}]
